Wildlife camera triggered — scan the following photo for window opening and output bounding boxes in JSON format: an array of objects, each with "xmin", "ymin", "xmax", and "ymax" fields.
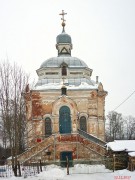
[
  {"xmin": 45, "ymin": 117, "xmax": 52, "ymax": 137},
  {"xmin": 62, "ymin": 66, "xmax": 67, "ymax": 76},
  {"xmin": 80, "ymin": 116, "xmax": 87, "ymax": 132},
  {"xmin": 61, "ymin": 87, "xmax": 67, "ymax": 95}
]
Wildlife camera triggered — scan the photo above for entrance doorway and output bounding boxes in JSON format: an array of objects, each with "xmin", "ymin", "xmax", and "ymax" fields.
[
  {"xmin": 60, "ymin": 151, "xmax": 73, "ymax": 167},
  {"xmin": 59, "ymin": 106, "xmax": 71, "ymax": 134}
]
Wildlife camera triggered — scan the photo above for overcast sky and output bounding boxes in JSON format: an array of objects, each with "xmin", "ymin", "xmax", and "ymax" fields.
[{"xmin": 0, "ymin": 0, "xmax": 135, "ymax": 117}]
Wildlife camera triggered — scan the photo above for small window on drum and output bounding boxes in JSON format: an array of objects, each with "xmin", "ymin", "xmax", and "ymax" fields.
[
  {"xmin": 62, "ymin": 66, "xmax": 67, "ymax": 76},
  {"xmin": 61, "ymin": 87, "xmax": 67, "ymax": 95}
]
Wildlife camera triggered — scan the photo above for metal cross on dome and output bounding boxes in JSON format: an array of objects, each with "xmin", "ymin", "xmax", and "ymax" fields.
[{"xmin": 59, "ymin": 10, "xmax": 67, "ymax": 24}]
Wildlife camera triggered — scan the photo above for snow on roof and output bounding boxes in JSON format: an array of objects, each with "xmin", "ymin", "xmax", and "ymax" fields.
[
  {"xmin": 106, "ymin": 140, "xmax": 135, "ymax": 152},
  {"xmin": 34, "ymin": 82, "xmax": 98, "ymax": 90},
  {"xmin": 128, "ymin": 152, "xmax": 135, "ymax": 157}
]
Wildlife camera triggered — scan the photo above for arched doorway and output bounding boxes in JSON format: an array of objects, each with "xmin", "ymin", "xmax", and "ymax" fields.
[
  {"xmin": 45, "ymin": 117, "xmax": 52, "ymax": 137},
  {"xmin": 59, "ymin": 106, "xmax": 71, "ymax": 134},
  {"xmin": 80, "ymin": 116, "xmax": 87, "ymax": 132}
]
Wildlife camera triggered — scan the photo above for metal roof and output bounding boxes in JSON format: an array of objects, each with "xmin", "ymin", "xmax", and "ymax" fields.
[
  {"xmin": 56, "ymin": 32, "xmax": 72, "ymax": 44},
  {"xmin": 36, "ymin": 77, "xmax": 95, "ymax": 87},
  {"xmin": 40, "ymin": 56, "xmax": 88, "ymax": 68}
]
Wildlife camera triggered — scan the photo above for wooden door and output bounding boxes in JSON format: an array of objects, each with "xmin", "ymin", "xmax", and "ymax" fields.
[{"xmin": 59, "ymin": 106, "xmax": 71, "ymax": 134}]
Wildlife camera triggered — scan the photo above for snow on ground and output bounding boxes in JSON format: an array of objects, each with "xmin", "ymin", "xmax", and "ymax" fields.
[{"xmin": 0, "ymin": 164, "xmax": 135, "ymax": 180}]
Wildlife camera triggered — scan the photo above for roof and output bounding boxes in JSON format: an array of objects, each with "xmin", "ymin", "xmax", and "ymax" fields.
[
  {"xmin": 106, "ymin": 140, "xmax": 135, "ymax": 152},
  {"xmin": 56, "ymin": 32, "xmax": 72, "ymax": 44},
  {"xmin": 35, "ymin": 80, "xmax": 98, "ymax": 90},
  {"xmin": 40, "ymin": 56, "xmax": 88, "ymax": 68},
  {"xmin": 128, "ymin": 152, "xmax": 135, "ymax": 157}
]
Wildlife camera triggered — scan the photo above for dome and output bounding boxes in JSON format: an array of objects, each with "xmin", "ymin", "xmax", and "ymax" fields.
[
  {"xmin": 40, "ymin": 56, "xmax": 88, "ymax": 68},
  {"xmin": 56, "ymin": 32, "xmax": 72, "ymax": 44}
]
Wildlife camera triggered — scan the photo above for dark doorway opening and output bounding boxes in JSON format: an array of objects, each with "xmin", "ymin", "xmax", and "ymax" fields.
[{"xmin": 60, "ymin": 151, "xmax": 73, "ymax": 167}]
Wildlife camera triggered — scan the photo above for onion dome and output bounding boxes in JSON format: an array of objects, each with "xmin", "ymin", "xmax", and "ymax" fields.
[{"xmin": 56, "ymin": 32, "xmax": 72, "ymax": 44}]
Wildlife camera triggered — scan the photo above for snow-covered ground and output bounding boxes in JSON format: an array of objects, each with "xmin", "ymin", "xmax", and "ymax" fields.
[{"xmin": 0, "ymin": 164, "xmax": 135, "ymax": 180}]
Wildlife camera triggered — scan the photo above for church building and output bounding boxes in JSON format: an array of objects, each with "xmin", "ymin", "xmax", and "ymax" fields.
[{"xmin": 22, "ymin": 11, "xmax": 107, "ymax": 165}]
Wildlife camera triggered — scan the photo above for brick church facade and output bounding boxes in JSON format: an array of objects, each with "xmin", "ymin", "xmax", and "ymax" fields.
[{"xmin": 21, "ymin": 11, "xmax": 107, "ymax": 165}]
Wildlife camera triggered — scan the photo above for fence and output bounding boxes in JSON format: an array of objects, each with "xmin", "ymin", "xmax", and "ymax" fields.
[
  {"xmin": 0, "ymin": 156, "xmax": 130, "ymax": 178},
  {"xmin": 105, "ymin": 154, "xmax": 128, "ymax": 171},
  {"xmin": 0, "ymin": 162, "xmax": 45, "ymax": 178},
  {"xmin": 0, "ymin": 164, "xmax": 13, "ymax": 178}
]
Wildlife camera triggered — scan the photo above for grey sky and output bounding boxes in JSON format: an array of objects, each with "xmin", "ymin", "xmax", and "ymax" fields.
[{"xmin": 0, "ymin": 0, "xmax": 135, "ymax": 116}]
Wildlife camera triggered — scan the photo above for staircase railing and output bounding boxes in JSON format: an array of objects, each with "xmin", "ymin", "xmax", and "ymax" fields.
[{"xmin": 78, "ymin": 129, "xmax": 106, "ymax": 147}]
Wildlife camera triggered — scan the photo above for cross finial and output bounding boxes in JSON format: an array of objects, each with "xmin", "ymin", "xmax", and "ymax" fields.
[{"xmin": 59, "ymin": 10, "xmax": 67, "ymax": 32}]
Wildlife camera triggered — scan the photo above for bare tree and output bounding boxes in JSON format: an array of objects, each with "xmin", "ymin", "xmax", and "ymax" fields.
[
  {"xmin": 105, "ymin": 111, "xmax": 124, "ymax": 141},
  {"xmin": 123, "ymin": 115, "xmax": 135, "ymax": 140},
  {"xmin": 106, "ymin": 111, "xmax": 135, "ymax": 141},
  {"xmin": 0, "ymin": 61, "xmax": 29, "ymax": 176}
]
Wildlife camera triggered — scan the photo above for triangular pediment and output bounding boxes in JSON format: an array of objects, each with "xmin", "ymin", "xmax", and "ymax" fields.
[{"xmin": 60, "ymin": 47, "xmax": 69, "ymax": 54}]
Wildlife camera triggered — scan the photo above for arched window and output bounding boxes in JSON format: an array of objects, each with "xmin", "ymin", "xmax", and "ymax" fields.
[
  {"xmin": 80, "ymin": 116, "xmax": 87, "ymax": 132},
  {"xmin": 45, "ymin": 117, "xmax": 52, "ymax": 137},
  {"xmin": 62, "ymin": 66, "xmax": 67, "ymax": 76}
]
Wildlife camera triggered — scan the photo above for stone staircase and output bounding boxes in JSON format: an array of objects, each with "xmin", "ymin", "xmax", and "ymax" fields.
[
  {"xmin": 7, "ymin": 135, "xmax": 55, "ymax": 165},
  {"xmin": 77, "ymin": 129, "xmax": 106, "ymax": 156},
  {"xmin": 56, "ymin": 130, "xmax": 106, "ymax": 157},
  {"xmin": 7, "ymin": 130, "xmax": 106, "ymax": 164}
]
